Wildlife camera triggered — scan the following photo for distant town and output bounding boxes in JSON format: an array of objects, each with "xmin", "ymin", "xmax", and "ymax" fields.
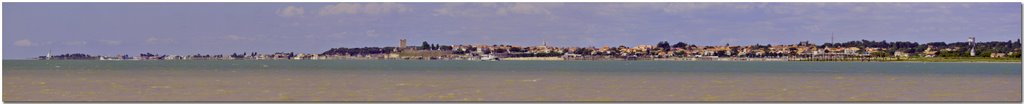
[{"xmin": 38, "ymin": 37, "xmax": 1022, "ymax": 62}]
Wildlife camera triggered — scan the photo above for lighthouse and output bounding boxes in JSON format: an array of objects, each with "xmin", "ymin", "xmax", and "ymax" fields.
[{"xmin": 969, "ymin": 37, "xmax": 976, "ymax": 57}]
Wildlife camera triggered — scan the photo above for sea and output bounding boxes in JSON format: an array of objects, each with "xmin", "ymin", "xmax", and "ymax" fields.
[{"xmin": 3, "ymin": 60, "xmax": 1021, "ymax": 101}]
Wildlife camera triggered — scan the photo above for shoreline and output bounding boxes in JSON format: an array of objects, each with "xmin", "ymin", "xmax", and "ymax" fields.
[{"xmin": 6, "ymin": 58, "xmax": 1020, "ymax": 63}]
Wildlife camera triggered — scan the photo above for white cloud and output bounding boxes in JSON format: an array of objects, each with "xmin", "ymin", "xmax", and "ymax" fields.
[
  {"xmin": 431, "ymin": 3, "xmax": 560, "ymax": 18},
  {"xmin": 276, "ymin": 6, "xmax": 305, "ymax": 17},
  {"xmin": 850, "ymin": 6, "xmax": 870, "ymax": 12},
  {"xmin": 319, "ymin": 3, "xmax": 360, "ymax": 15},
  {"xmin": 592, "ymin": 3, "xmax": 657, "ymax": 16},
  {"xmin": 326, "ymin": 32, "xmax": 350, "ymax": 39},
  {"xmin": 98, "ymin": 40, "xmax": 122, "ymax": 45},
  {"xmin": 658, "ymin": 3, "xmax": 762, "ymax": 14},
  {"xmin": 590, "ymin": 3, "xmax": 762, "ymax": 16},
  {"xmin": 14, "ymin": 39, "xmax": 33, "ymax": 47},
  {"xmin": 62, "ymin": 41, "xmax": 88, "ymax": 46},
  {"xmin": 145, "ymin": 37, "xmax": 174, "ymax": 44},
  {"xmin": 763, "ymin": 4, "xmax": 816, "ymax": 15},
  {"xmin": 431, "ymin": 3, "xmax": 496, "ymax": 17},
  {"xmin": 317, "ymin": 3, "xmax": 411, "ymax": 16},
  {"xmin": 226, "ymin": 35, "xmax": 243, "ymax": 40},
  {"xmin": 364, "ymin": 30, "xmax": 379, "ymax": 37},
  {"xmin": 661, "ymin": 3, "xmax": 716, "ymax": 13},
  {"xmin": 432, "ymin": 7, "xmax": 455, "ymax": 16},
  {"xmin": 720, "ymin": 38, "xmax": 741, "ymax": 44},
  {"xmin": 496, "ymin": 3, "xmax": 558, "ymax": 16},
  {"xmin": 224, "ymin": 35, "xmax": 258, "ymax": 41}
]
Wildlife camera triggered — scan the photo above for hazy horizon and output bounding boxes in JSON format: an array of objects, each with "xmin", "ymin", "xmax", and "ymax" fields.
[{"xmin": 4, "ymin": 3, "xmax": 1022, "ymax": 59}]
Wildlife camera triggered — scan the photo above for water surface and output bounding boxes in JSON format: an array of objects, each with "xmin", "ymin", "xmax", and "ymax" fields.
[{"xmin": 4, "ymin": 60, "xmax": 1020, "ymax": 101}]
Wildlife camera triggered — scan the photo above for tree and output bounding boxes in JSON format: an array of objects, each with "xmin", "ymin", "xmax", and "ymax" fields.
[
  {"xmin": 572, "ymin": 48, "xmax": 594, "ymax": 55},
  {"xmin": 672, "ymin": 42, "xmax": 688, "ymax": 48},
  {"xmin": 673, "ymin": 51, "xmax": 686, "ymax": 56},
  {"xmin": 656, "ymin": 41, "xmax": 671, "ymax": 51},
  {"xmin": 978, "ymin": 51, "xmax": 993, "ymax": 57},
  {"xmin": 322, "ymin": 47, "xmax": 398, "ymax": 55},
  {"xmin": 1016, "ymin": 39, "xmax": 1021, "ymax": 47},
  {"xmin": 938, "ymin": 51, "xmax": 966, "ymax": 57},
  {"xmin": 870, "ymin": 51, "xmax": 890, "ymax": 57},
  {"xmin": 421, "ymin": 41, "xmax": 430, "ymax": 50}
]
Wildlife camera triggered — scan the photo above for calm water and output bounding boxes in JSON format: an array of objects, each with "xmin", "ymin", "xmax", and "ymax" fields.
[
  {"xmin": 3, "ymin": 60, "xmax": 1021, "ymax": 101},
  {"xmin": 5, "ymin": 60, "xmax": 1020, "ymax": 75}
]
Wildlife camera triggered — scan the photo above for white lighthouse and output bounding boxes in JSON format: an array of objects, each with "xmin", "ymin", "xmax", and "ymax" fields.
[{"xmin": 969, "ymin": 37, "xmax": 976, "ymax": 57}]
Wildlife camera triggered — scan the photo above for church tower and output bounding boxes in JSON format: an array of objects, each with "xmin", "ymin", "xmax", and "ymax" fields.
[{"xmin": 399, "ymin": 39, "xmax": 408, "ymax": 51}]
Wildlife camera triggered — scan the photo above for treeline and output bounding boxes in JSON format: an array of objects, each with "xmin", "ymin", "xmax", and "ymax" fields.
[
  {"xmin": 322, "ymin": 47, "xmax": 398, "ymax": 56},
  {"xmin": 39, "ymin": 53, "xmax": 100, "ymax": 60},
  {"xmin": 420, "ymin": 41, "xmax": 454, "ymax": 50},
  {"xmin": 820, "ymin": 39, "xmax": 1021, "ymax": 57},
  {"xmin": 656, "ymin": 41, "xmax": 698, "ymax": 50},
  {"xmin": 505, "ymin": 52, "xmax": 564, "ymax": 57},
  {"xmin": 649, "ymin": 39, "xmax": 1022, "ymax": 58}
]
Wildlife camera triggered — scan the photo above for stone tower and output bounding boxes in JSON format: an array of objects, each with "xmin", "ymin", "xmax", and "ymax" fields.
[{"xmin": 399, "ymin": 39, "xmax": 407, "ymax": 51}]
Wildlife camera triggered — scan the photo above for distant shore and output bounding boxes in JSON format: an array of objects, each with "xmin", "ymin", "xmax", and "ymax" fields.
[
  {"xmin": 501, "ymin": 57, "xmax": 1022, "ymax": 63},
  {"xmin": 797, "ymin": 57, "xmax": 1021, "ymax": 63},
  {"xmin": 502, "ymin": 57, "xmax": 564, "ymax": 61},
  {"xmin": 12, "ymin": 57, "xmax": 1020, "ymax": 63}
]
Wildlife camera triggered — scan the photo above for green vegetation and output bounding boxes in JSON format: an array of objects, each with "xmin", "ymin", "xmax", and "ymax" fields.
[
  {"xmin": 870, "ymin": 51, "xmax": 890, "ymax": 57},
  {"xmin": 397, "ymin": 50, "xmax": 453, "ymax": 57},
  {"xmin": 902, "ymin": 57, "xmax": 1021, "ymax": 62},
  {"xmin": 799, "ymin": 56, "xmax": 1021, "ymax": 63},
  {"xmin": 421, "ymin": 41, "xmax": 430, "ymax": 50}
]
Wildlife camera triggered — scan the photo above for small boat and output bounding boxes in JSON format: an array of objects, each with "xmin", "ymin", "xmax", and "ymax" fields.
[{"xmin": 481, "ymin": 55, "xmax": 500, "ymax": 61}]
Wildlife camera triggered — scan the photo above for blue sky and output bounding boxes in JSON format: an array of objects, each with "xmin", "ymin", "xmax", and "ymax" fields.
[{"xmin": 3, "ymin": 3, "xmax": 1021, "ymax": 59}]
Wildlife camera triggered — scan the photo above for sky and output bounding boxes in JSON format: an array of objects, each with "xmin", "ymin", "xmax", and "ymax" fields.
[{"xmin": 3, "ymin": 3, "xmax": 1021, "ymax": 59}]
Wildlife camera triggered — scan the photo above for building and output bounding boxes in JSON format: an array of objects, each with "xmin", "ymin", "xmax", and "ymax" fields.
[
  {"xmin": 894, "ymin": 51, "xmax": 910, "ymax": 57},
  {"xmin": 844, "ymin": 47, "xmax": 861, "ymax": 55},
  {"xmin": 399, "ymin": 39, "xmax": 408, "ymax": 51},
  {"xmin": 991, "ymin": 53, "xmax": 1007, "ymax": 58},
  {"xmin": 923, "ymin": 46, "xmax": 938, "ymax": 57}
]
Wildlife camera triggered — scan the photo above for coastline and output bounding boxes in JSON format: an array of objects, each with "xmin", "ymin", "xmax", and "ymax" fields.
[
  {"xmin": 9, "ymin": 57, "xmax": 1020, "ymax": 63},
  {"xmin": 798, "ymin": 60, "xmax": 1021, "ymax": 64},
  {"xmin": 501, "ymin": 57, "xmax": 565, "ymax": 61}
]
